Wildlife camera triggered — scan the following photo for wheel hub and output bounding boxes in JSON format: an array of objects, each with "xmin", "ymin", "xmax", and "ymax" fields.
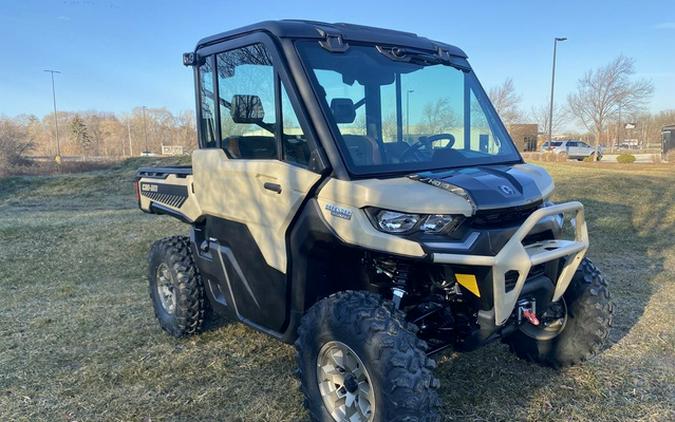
[
  {"xmin": 317, "ymin": 341, "xmax": 375, "ymax": 422},
  {"xmin": 155, "ymin": 263, "xmax": 176, "ymax": 314}
]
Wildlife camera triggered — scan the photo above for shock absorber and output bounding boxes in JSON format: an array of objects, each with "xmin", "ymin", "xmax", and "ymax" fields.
[{"xmin": 391, "ymin": 261, "xmax": 410, "ymax": 309}]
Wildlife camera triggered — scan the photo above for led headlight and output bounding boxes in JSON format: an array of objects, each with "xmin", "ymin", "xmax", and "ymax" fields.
[
  {"xmin": 420, "ymin": 214, "xmax": 455, "ymax": 233},
  {"xmin": 376, "ymin": 210, "xmax": 420, "ymax": 233}
]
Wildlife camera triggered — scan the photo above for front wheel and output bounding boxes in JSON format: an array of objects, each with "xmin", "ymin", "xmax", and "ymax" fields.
[
  {"xmin": 295, "ymin": 291, "xmax": 440, "ymax": 422},
  {"xmin": 505, "ymin": 258, "xmax": 613, "ymax": 368}
]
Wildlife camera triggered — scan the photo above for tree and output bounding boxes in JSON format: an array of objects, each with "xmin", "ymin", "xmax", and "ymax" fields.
[
  {"xmin": 419, "ymin": 98, "xmax": 458, "ymax": 134},
  {"xmin": 70, "ymin": 115, "xmax": 93, "ymax": 155},
  {"xmin": 0, "ymin": 118, "xmax": 34, "ymax": 175},
  {"xmin": 529, "ymin": 102, "xmax": 567, "ymax": 136},
  {"xmin": 488, "ymin": 78, "xmax": 523, "ymax": 125},
  {"xmin": 567, "ymin": 55, "xmax": 653, "ymax": 160}
]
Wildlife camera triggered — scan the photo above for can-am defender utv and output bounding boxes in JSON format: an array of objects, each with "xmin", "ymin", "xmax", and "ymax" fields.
[{"xmin": 136, "ymin": 20, "xmax": 612, "ymax": 421}]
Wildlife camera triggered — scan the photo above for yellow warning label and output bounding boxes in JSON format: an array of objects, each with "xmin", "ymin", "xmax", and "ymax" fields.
[{"xmin": 455, "ymin": 274, "xmax": 480, "ymax": 297}]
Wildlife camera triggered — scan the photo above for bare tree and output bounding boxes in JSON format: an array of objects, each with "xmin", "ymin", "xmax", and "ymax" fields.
[
  {"xmin": 419, "ymin": 98, "xmax": 458, "ymax": 134},
  {"xmin": 567, "ymin": 55, "xmax": 653, "ymax": 159},
  {"xmin": 530, "ymin": 102, "xmax": 567, "ymax": 136},
  {"xmin": 0, "ymin": 118, "xmax": 34, "ymax": 175},
  {"xmin": 488, "ymin": 78, "xmax": 523, "ymax": 125}
]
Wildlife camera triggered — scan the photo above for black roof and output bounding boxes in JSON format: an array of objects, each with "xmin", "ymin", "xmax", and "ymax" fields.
[{"xmin": 195, "ymin": 20, "xmax": 467, "ymax": 58}]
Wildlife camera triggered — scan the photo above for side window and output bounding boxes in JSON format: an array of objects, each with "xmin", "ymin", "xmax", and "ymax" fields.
[
  {"xmin": 199, "ymin": 58, "xmax": 217, "ymax": 148},
  {"xmin": 281, "ymin": 85, "xmax": 312, "ymax": 166},
  {"xmin": 217, "ymin": 44, "xmax": 277, "ymax": 159}
]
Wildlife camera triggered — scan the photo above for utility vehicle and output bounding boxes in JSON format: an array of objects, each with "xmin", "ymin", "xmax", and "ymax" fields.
[{"xmin": 135, "ymin": 20, "xmax": 612, "ymax": 422}]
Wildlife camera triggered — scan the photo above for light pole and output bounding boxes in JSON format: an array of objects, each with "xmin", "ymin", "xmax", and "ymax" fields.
[
  {"xmin": 44, "ymin": 69, "xmax": 62, "ymax": 163},
  {"xmin": 547, "ymin": 37, "xmax": 566, "ymax": 145},
  {"xmin": 406, "ymin": 89, "xmax": 414, "ymax": 140},
  {"xmin": 141, "ymin": 106, "xmax": 149, "ymax": 154}
]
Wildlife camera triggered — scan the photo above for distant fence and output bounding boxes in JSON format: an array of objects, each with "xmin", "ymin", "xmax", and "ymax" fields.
[{"xmin": 26, "ymin": 155, "xmax": 121, "ymax": 162}]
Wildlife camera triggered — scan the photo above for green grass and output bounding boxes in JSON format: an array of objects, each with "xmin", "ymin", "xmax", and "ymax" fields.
[{"xmin": 1, "ymin": 160, "xmax": 673, "ymax": 421}]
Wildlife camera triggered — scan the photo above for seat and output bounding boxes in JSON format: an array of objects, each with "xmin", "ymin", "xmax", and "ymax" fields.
[{"xmin": 342, "ymin": 135, "xmax": 382, "ymax": 166}]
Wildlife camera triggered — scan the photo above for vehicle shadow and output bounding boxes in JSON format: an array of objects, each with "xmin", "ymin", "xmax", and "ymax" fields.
[{"xmin": 434, "ymin": 195, "xmax": 671, "ymax": 420}]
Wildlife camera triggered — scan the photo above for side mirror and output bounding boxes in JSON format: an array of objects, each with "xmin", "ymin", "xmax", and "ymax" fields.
[
  {"xmin": 230, "ymin": 95, "xmax": 264, "ymax": 124},
  {"xmin": 330, "ymin": 98, "xmax": 356, "ymax": 124}
]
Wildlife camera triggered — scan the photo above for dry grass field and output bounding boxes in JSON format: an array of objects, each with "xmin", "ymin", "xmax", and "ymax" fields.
[{"xmin": 1, "ymin": 159, "xmax": 673, "ymax": 421}]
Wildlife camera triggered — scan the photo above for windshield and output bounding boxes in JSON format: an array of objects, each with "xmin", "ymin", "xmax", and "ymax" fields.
[{"xmin": 296, "ymin": 42, "xmax": 521, "ymax": 175}]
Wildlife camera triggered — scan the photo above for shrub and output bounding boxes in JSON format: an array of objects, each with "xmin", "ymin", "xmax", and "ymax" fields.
[
  {"xmin": 540, "ymin": 151, "xmax": 560, "ymax": 162},
  {"xmin": 0, "ymin": 119, "xmax": 34, "ymax": 176},
  {"xmin": 616, "ymin": 153, "xmax": 636, "ymax": 164},
  {"xmin": 667, "ymin": 150, "xmax": 675, "ymax": 163},
  {"xmin": 522, "ymin": 152, "xmax": 542, "ymax": 161}
]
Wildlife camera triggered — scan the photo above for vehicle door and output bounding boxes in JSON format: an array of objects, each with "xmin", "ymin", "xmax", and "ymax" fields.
[
  {"xmin": 191, "ymin": 35, "xmax": 325, "ymax": 332},
  {"xmin": 578, "ymin": 141, "xmax": 593, "ymax": 157},
  {"xmin": 565, "ymin": 141, "xmax": 579, "ymax": 158}
]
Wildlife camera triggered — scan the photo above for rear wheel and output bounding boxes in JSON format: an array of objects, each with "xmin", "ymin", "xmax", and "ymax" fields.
[
  {"xmin": 505, "ymin": 258, "xmax": 613, "ymax": 367},
  {"xmin": 295, "ymin": 291, "xmax": 440, "ymax": 422},
  {"xmin": 148, "ymin": 236, "xmax": 205, "ymax": 337}
]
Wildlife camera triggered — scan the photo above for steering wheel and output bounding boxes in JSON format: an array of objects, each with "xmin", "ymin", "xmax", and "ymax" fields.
[{"xmin": 399, "ymin": 133, "xmax": 456, "ymax": 162}]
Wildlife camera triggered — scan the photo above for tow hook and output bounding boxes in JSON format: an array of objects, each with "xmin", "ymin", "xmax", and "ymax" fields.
[
  {"xmin": 517, "ymin": 299, "xmax": 540, "ymax": 326},
  {"xmin": 521, "ymin": 309, "xmax": 540, "ymax": 326}
]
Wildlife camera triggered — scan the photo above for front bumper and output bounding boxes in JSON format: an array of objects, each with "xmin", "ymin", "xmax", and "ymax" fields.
[{"xmin": 432, "ymin": 202, "xmax": 588, "ymax": 325}]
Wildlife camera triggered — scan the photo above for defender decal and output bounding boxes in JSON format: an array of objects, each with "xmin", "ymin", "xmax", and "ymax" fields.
[{"xmin": 325, "ymin": 203, "xmax": 353, "ymax": 220}]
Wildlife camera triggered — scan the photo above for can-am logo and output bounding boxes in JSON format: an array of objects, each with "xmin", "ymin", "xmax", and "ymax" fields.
[
  {"xmin": 499, "ymin": 185, "xmax": 515, "ymax": 196},
  {"xmin": 141, "ymin": 183, "xmax": 158, "ymax": 193}
]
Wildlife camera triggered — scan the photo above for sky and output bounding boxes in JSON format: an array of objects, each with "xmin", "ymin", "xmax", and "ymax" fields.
[{"xmin": 1, "ymin": 0, "xmax": 673, "ymax": 124}]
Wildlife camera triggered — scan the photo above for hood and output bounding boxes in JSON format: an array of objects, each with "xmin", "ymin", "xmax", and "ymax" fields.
[{"xmin": 409, "ymin": 163, "xmax": 554, "ymax": 210}]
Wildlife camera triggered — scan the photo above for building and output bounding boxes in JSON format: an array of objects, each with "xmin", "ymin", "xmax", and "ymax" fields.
[
  {"xmin": 507, "ymin": 124, "xmax": 539, "ymax": 152},
  {"xmin": 161, "ymin": 145, "xmax": 185, "ymax": 156}
]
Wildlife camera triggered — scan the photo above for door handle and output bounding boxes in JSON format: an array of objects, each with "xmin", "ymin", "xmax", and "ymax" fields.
[{"xmin": 263, "ymin": 182, "xmax": 282, "ymax": 194}]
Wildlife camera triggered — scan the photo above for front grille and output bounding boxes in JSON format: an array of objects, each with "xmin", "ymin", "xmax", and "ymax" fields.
[{"xmin": 471, "ymin": 201, "xmax": 542, "ymax": 228}]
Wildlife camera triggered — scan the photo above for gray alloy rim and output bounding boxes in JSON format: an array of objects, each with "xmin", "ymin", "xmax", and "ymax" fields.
[
  {"xmin": 156, "ymin": 263, "xmax": 176, "ymax": 314},
  {"xmin": 520, "ymin": 298, "xmax": 568, "ymax": 341},
  {"xmin": 316, "ymin": 341, "xmax": 375, "ymax": 422}
]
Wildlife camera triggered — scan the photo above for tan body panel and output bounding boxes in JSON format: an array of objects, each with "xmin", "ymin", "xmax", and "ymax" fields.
[
  {"xmin": 316, "ymin": 196, "xmax": 425, "ymax": 257},
  {"xmin": 138, "ymin": 174, "xmax": 202, "ymax": 222},
  {"xmin": 318, "ymin": 177, "xmax": 474, "ymax": 216},
  {"xmin": 316, "ymin": 176, "xmax": 474, "ymax": 257},
  {"xmin": 192, "ymin": 149, "xmax": 321, "ymax": 273}
]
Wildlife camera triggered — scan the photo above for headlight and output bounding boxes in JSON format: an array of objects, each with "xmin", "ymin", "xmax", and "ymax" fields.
[
  {"xmin": 420, "ymin": 214, "xmax": 455, "ymax": 233},
  {"xmin": 369, "ymin": 209, "xmax": 459, "ymax": 234},
  {"xmin": 375, "ymin": 210, "xmax": 420, "ymax": 233}
]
